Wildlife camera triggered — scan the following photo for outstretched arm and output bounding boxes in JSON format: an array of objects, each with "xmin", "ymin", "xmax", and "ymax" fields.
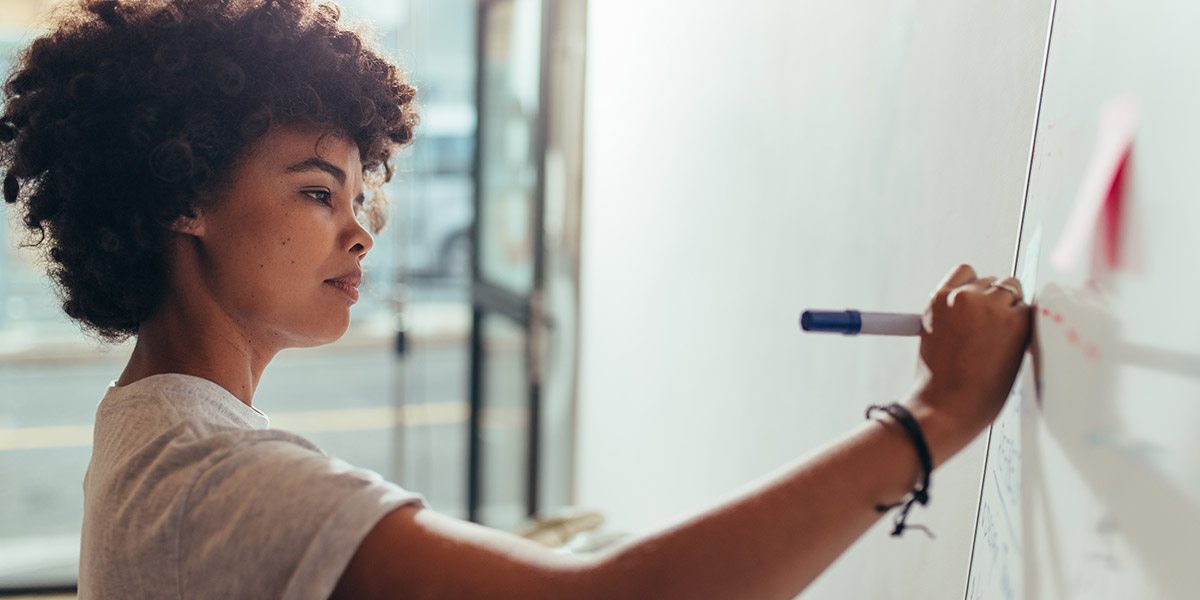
[{"xmin": 331, "ymin": 264, "xmax": 1031, "ymax": 600}]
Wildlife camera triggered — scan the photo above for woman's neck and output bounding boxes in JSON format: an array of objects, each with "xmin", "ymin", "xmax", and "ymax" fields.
[{"xmin": 116, "ymin": 301, "xmax": 278, "ymax": 409}]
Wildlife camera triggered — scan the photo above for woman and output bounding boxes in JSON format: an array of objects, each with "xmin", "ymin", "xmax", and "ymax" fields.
[{"xmin": 1, "ymin": 0, "xmax": 1031, "ymax": 598}]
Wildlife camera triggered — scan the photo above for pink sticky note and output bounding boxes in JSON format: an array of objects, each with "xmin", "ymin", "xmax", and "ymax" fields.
[{"xmin": 1049, "ymin": 96, "xmax": 1140, "ymax": 273}]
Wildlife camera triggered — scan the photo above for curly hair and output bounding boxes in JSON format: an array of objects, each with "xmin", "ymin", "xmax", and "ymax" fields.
[{"xmin": 0, "ymin": 0, "xmax": 418, "ymax": 341}]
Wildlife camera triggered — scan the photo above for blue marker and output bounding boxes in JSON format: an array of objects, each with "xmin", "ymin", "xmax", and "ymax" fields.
[{"xmin": 800, "ymin": 310, "xmax": 922, "ymax": 336}]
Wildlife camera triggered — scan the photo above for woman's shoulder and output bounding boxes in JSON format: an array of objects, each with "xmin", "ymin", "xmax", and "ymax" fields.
[{"xmin": 88, "ymin": 373, "xmax": 293, "ymax": 493}]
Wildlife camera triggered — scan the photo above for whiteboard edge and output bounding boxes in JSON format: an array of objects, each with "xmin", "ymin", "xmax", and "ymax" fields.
[{"xmin": 963, "ymin": 0, "xmax": 1058, "ymax": 597}]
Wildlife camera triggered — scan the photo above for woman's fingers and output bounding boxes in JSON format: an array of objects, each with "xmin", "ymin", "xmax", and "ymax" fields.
[
  {"xmin": 936, "ymin": 264, "xmax": 979, "ymax": 294},
  {"xmin": 985, "ymin": 277, "xmax": 1024, "ymax": 306}
]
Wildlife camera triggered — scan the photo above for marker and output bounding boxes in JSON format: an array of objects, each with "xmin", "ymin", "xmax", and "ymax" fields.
[{"xmin": 799, "ymin": 310, "xmax": 922, "ymax": 336}]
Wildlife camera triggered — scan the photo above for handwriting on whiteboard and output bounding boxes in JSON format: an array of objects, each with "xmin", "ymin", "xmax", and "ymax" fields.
[{"xmin": 967, "ymin": 374, "xmax": 1027, "ymax": 600}]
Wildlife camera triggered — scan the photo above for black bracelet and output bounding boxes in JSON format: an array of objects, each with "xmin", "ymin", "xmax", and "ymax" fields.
[{"xmin": 866, "ymin": 403, "xmax": 934, "ymax": 538}]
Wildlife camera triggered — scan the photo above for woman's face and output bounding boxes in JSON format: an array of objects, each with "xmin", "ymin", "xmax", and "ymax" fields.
[{"xmin": 187, "ymin": 125, "xmax": 374, "ymax": 348}]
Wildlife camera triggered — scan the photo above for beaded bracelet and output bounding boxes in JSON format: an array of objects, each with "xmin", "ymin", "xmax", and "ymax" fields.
[{"xmin": 866, "ymin": 403, "xmax": 934, "ymax": 537}]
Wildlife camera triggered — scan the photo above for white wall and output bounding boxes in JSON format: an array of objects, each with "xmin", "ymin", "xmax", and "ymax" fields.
[{"xmin": 576, "ymin": 1, "xmax": 1050, "ymax": 597}]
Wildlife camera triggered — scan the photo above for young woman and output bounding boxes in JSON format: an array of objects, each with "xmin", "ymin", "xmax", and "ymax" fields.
[{"xmin": 1, "ymin": 1, "xmax": 1031, "ymax": 598}]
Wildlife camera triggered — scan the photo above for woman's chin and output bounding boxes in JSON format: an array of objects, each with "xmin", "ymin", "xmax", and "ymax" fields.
[{"xmin": 288, "ymin": 319, "xmax": 352, "ymax": 349}]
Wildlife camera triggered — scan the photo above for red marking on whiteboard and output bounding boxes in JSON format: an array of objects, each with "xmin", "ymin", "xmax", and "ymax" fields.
[
  {"xmin": 1049, "ymin": 96, "xmax": 1139, "ymax": 273},
  {"xmin": 1102, "ymin": 153, "xmax": 1130, "ymax": 268},
  {"xmin": 1039, "ymin": 304, "xmax": 1103, "ymax": 361}
]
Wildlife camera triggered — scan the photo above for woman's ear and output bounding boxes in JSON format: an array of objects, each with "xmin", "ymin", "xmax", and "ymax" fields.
[{"xmin": 170, "ymin": 213, "xmax": 206, "ymax": 237}]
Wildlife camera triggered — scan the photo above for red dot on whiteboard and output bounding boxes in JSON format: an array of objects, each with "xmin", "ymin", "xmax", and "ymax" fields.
[
  {"xmin": 1085, "ymin": 344, "xmax": 1099, "ymax": 359},
  {"xmin": 1067, "ymin": 329, "xmax": 1079, "ymax": 343},
  {"xmin": 1041, "ymin": 308, "xmax": 1051, "ymax": 316},
  {"xmin": 1054, "ymin": 314, "xmax": 1064, "ymax": 324}
]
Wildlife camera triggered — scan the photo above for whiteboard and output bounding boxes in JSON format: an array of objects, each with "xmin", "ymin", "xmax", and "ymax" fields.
[{"xmin": 968, "ymin": 1, "xmax": 1200, "ymax": 598}]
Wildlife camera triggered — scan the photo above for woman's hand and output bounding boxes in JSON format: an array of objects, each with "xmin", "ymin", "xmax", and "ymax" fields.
[{"xmin": 906, "ymin": 264, "xmax": 1032, "ymax": 466}]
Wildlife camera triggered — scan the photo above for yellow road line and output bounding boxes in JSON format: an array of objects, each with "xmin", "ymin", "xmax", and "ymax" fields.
[
  {"xmin": 0, "ymin": 402, "xmax": 470, "ymax": 451},
  {"xmin": 0, "ymin": 424, "xmax": 94, "ymax": 452}
]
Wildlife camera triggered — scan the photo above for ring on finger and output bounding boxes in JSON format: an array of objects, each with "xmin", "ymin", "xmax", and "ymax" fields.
[{"xmin": 989, "ymin": 281, "xmax": 1022, "ymax": 299}]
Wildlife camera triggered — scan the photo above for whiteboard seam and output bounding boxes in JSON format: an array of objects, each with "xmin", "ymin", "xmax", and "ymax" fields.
[
  {"xmin": 1012, "ymin": 0, "xmax": 1058, "ymax": 276},
  {"xmin": 965, "ymin": 0, "xmax": 1057, "ymax": 597}
]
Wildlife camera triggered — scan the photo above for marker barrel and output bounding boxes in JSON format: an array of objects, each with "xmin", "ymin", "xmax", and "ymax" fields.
[{"xmin": 800, "ymin": 310, "xmax": 922, "ymax": 336}]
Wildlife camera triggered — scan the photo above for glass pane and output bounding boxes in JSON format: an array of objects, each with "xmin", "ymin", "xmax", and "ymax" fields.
[
  {"xmin": 477, "ymin": 0, "xmax": 543, "ymax": 296},
  {"xmin": 0, "ymin": 354, "xmax": 124, "ymax": 588},
  {"xmin": 477, "ymin": 314, "xmax": 529, "ymax": 530},
  {"xmin": 391, "ymin": 330, "xmax": 471, "ymax": 519}
]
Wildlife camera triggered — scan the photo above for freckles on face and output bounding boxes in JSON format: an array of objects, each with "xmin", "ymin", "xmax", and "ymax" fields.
[{"xmin": 195, "ymin": 125, "xmax": 370, "ymax": 347}]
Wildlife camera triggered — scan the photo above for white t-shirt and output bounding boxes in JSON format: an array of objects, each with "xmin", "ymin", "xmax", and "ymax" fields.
[{"xmin": 79, "ymin": 373, "xmax": 424, "ymax": 599}]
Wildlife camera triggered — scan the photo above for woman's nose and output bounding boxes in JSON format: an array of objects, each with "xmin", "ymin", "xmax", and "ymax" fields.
[{"xmin": 347, "ymin": 218, "xmax": 374, "ymax": 258}]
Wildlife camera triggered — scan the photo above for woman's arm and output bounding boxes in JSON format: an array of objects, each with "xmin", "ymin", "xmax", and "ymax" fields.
[{"xmin": 330, "ymin": 265, "xmax": 1031, "ymax": 600}]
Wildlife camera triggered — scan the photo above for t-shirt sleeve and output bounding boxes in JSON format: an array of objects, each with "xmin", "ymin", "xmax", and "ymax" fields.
[{"xmin": 178, "ymin": 433, "xmax": 424, "ymax": 600}]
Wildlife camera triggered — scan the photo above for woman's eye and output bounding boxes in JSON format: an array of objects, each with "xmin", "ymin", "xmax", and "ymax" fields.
[{"xmin": 303, "ymin": 189, "xmax": 332, "ymax": 205}]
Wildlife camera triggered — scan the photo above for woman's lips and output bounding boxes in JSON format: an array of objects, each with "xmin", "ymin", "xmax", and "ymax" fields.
[{"xmin": 324, "ymin": 271, "xmax": 362, "ymax": 302}]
